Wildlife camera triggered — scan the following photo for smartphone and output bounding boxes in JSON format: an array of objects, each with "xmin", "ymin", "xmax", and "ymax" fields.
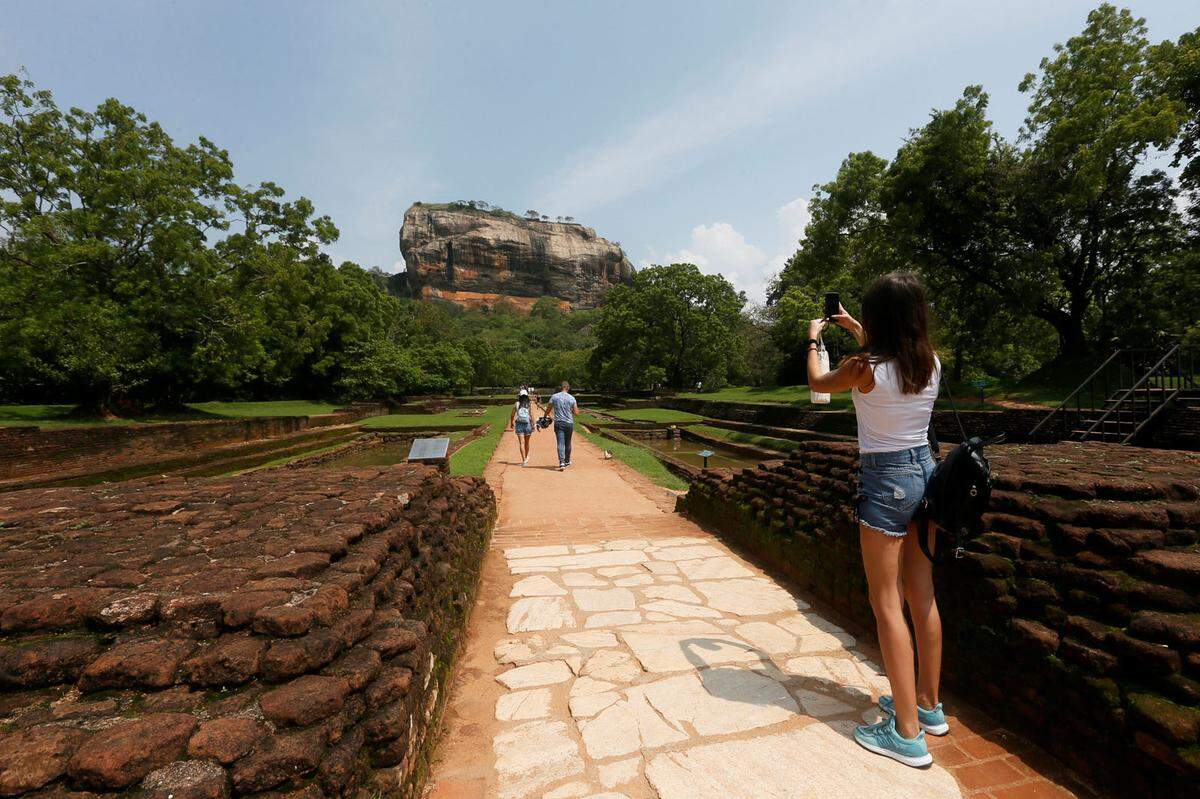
[{"xmin": 823, "ymin": 291, "xmax": 840, "ymax": 319}]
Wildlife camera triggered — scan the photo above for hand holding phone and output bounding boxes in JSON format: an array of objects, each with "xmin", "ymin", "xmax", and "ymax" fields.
[{"xmin": 823, "ymin": 292, "xmax": 840, "ymax": 320}]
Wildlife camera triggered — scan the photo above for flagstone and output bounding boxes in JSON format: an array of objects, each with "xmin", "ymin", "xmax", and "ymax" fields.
[
  {"xmin": 507, "ymin": 545, "xmax": 571, "ymax": 559},
  {"xmin": 656, "ymin": 575, "xmax": 683, "ymax": 583},
  {"xmin": 675, "ymin": 556, "xmax": 755, "ymax": 580},
  {"xmin": 620, "ymin": 622, "xmax": 763, "ymax": 673},
  {"xmin": 598, "ymin": 757, "xmax": 641, "ymax": 789},
  {"xmin": 642, "ymin": 560, "xmax": 678, "ymax": 575},
  {"xmin": 569, "ymin": 690, "xmax": 621, "ymax": 718},
  {"xmin": 508, "ymin": 596, "xmax": 576, "ymax": 632},
  {"xmin": 693, "ymin": 578, "xmax": 804, "ymax": 616},
  {"xmin": 580, "ymin": 649, "xmax": 642, "ymax": 683},
  {"xmin": 644, "ymin": 723, "xmax": 963, "ymax": 799},
  {"xmin": 570, "ymin": 676, "xmax": 618, "ymax": 696},
  {"xmin": 597, "ymin": 565, "xmax": 643, "ymax": 577},
  {"xmin": 573, "ymin": 544, "xmax": 602, "ymax": 553},
  {"xmin": 650, "ymin": 545, "xmax": 725, "ymax": 561},
  {"xmin": 493, "ymin": 720, "xmax": 584, "ymax": 799},
  {"xmin": 497, "ymin": 660, "xmax": 574, "ymax": 689},
  {"xmin": 511, "ymin": 550, "xmax": 648, "ymax": 571},
  {"xmin": 512, "ymin": 575, "xmax": 568, "ymax": 597},
  {"xmin": 496, "ymin": 688, "xmax": 553, "ymax": 721},
  {"xmin": 655, "ymin": 536, "xmax": 710, "ymax": 547},
  {"xmin": 794, "ymin": 688, "xmax": 854, "ymax": 718},
  {"xmin": 563, "ymin": 572, "xmax": 607, "ymax": 587},
  {"xmin": 561, "ymin": 630, "xmax": 619, "ymax": 648},
  {"xmin": 585, "ymin": 610, "xmax": 642, "ymax": 628},
  {"xmin": 494, "ymin": 635, "xmax": 544, "ymax": 664},
  {"xmin": 573, "ymin": 587, "xmax": 636, "ymax": 612},
  {"xmin": 613, "ymin": 574, "xmax": 654, "ymax": 586},
  {"xmin": 644, "ymin": 612, "xmax": 675, "ymax": 621},
  {"xmin": 639, "ymin": 669, "xmax": 798, "ymax": 736},
  {"xmin": 793, "ymin": 631, "xmax": 856, "ymax": 654},
  {"xmin": 777, "ymin": 612, "xmax": 846, "ymax": 636},
  {"xmin": 642, "ymin": 584, "xmax": 702, "ymax": 604},
  {"xmin": 578, "ymin": 691, "xmax": 688, "ymax": 759},
  {"xmin": 542, "ymin": 780, "xmax": 590, "ymax": 798},
  {"xmin": 735, "ymin": 621, "xmax": 797, "ymax": 654},
  {"xmin": 641, "ymin": 599, "xmax": 723, "ymax": 618}
]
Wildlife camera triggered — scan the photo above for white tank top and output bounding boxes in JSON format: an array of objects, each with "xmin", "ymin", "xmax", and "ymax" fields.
[{"xmin": 851, "ymin": 356, "xmax": 940, "ymax": 453}]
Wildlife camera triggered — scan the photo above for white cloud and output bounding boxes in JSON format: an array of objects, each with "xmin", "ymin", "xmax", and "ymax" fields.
[
  {"xmin": 535, "ymin": 0, "xmax": 1046, "ymax": 213},
  {"xmin": 644, "ymin": 196, "xmax": 811, "ymax": 303}
]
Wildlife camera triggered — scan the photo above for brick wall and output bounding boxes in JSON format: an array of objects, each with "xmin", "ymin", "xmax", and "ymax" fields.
[
  {"xmin": 0, "ymin": 404, "xmax": 385, "ymax": 486},
  {"xmin": 680, "ymin": 441, "xmax": 1200, "ymax": 798},
  {"xmin": 0, "ymin": 464, "xmax": 496, "ymax": 798}
]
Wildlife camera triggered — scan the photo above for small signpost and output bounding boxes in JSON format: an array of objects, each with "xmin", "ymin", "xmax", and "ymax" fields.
[
  {"xmin": 408, "ymin": 437, "xmax": 450, "ymax": 469},
  {"xmin": 968, "ymin": 379, "xmax": 990, "ymax": 409},
  {"xmin": 698, "ymin": 449, "xmax": 715, "ymax": 469}
]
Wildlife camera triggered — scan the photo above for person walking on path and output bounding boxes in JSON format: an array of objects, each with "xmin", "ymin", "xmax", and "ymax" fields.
[
  {"xmin": 544, "ymin": 380, "xmax": 579, "ymax": 470},
  {"xmin": 806, "ymin": 272, "xmax": 946, "ymax": 769},
  {"xmin": 507, "ymin": 388, "xmax": 539, "ymax": 467}
]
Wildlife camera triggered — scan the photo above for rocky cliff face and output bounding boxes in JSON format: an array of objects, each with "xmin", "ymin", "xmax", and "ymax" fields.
[{"xmin": 398, "ymin": 204, "xmax": 634, "ymax": 311}]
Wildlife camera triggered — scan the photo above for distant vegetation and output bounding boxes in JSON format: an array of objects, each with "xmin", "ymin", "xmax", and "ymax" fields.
[{"xmin": 2, "ymin": 5, "xmax": 1197, "ymax": 416}]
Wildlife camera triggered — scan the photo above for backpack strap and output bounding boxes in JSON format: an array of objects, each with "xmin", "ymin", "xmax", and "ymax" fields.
[
  {"xmin": 917, "ymin": 514, "xmax": 937, "ymax": 562},
  {"xmin": 940, "ymin": 371, "xmax": 968, "ymax": 442}
]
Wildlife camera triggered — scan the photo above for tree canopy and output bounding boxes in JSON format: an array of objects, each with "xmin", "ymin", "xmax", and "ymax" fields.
[
  {"xmin": 590, "ymin": 263, "xmax": 746, "ymax": 391},
  {"xmin": 772, "ymin": 4, "xmax": 1197, "ymax": 382}
]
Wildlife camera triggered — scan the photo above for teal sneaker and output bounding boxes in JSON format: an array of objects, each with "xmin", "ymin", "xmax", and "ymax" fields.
[
  {"xmin": 878, "ymin": 694, "xmax": 950, "ymax": 736},
  {"xmin": 853, "ymin": 714, "xmax": 932, "ymax": 767}
]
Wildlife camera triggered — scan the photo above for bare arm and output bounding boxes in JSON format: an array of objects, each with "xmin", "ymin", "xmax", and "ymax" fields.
[{"xmin": 806, "ymin": 318, "xmax": 871, "ymax": 394}]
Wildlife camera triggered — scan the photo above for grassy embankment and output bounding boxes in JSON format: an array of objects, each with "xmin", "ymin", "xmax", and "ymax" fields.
[
  {"xmin": 362, "ymin": 406, "xmax": 512, "ymax": 477},
  {"xmin": 685, "ymin": 424, "xmax": 801, "ymax": 453},
  {"xmin": 577, "ymin": 426, "xmax": 688, "ymax": 491},
  {"xmin": 0, "ymin": 400, "xmax": 346, "ymax": 428}
]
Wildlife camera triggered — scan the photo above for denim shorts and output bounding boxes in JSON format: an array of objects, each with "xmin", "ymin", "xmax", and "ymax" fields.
[
  {"xmin": 856, "ymin": 445, "xmax": 935, "ymax": 537},
  {"xmin": 515, "ymin": 421, "xmax": 532, "ymax": 435}
]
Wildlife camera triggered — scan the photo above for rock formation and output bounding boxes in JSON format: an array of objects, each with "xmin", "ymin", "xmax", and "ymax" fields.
[{"xmin": 398, "ymin": 203, "xmax": 633, "ymax": 311}]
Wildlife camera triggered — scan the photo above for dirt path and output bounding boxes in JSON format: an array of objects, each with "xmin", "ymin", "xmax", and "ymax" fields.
[{"xmin": 424, "ymin": 429, "xmax": 1093, "ymax": 799}]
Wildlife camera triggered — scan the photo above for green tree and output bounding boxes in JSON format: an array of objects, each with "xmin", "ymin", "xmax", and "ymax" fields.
[
  {"xmin": 1013, "ymin": 4, "xmax": 1185, "ymax": 356},
  {"xmin": 590, "ymin": 263, "xmax": 745, "ymax": 390}
]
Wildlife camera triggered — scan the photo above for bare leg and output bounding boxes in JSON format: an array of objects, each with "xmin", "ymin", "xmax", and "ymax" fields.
[
  {"xmin": 902, "ymin": 521, "xmax": 942, "ymax": 709},
  {"xmin": 859, "ymin": 524, "xmax": 920, "ymax": 738},
  {"xmin": 519, "ymin": 434, "xmax": 530, "ymax": 461}
]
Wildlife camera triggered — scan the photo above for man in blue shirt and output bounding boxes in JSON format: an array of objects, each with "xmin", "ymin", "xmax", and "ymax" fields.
[{"xmin": 544, "ymin": 380, "xmax": 579, "ymax": 470}]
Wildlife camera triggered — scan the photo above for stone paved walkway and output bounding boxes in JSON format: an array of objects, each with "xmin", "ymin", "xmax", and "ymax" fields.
[{"xmin": 426, "ymin": 432, "xmax": 1096, "ymax": 799}]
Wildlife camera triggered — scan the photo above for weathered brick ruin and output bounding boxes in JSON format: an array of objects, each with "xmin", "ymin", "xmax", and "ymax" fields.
[
  {"xmin": 681, "ymin": 441, "xmax": 1200, "ymax": 798},
  {"xmin": 0, "ymin": 464, "xmax": 496, "ymax": 798}
]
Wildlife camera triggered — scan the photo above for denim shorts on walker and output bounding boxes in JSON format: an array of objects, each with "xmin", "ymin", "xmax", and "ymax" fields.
[
  {"xmin": 515, "ymin": 421, "xmax": 532, "ymax": 435},
  {"xmin": 855, "ymin": 445, "xmax": 935, "ymax": 537}
]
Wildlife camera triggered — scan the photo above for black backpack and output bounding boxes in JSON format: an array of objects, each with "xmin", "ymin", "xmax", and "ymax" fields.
[{"xmin": 917, "ymin": 379, "xmax": 1004, "ymax": 562}]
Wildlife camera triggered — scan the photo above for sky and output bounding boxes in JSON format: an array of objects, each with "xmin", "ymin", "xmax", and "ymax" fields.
[{"xmin": 2, "ymin": 1, "xmax": 1196, "ymax": 303}]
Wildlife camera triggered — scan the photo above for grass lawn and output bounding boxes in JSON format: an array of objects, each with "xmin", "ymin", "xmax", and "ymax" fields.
[
  {"xmin": 578, "ymin": 426, "xmax": 688, "ymax": 491},
  {"xmin": 1, "ymin": 400, "xmax": 345, "ymax": 428},
  {"xmin": 677, "ymin": 385, "xmax": 855, "ymax": 409},
  {"xmin": 603, "ymin": 407, "xmax": 706, "ymax": 423},
  {"xmin": 362, "ymin": 408, "xmax": 500, "ymax": 428},
  {"xmin": 0, "ymin": 404, "xmax": 204, "ymax": 428},
  {"xmin": 448, "ymin": 406, "xmax": 513, "ymax": 476},
  {"xmin": 187, "ymin": 400, "xmax": 344, "ymax": 418},
  {"xmin": 686, "ymin": 424, "xmax": 801, "ymax": 452}
]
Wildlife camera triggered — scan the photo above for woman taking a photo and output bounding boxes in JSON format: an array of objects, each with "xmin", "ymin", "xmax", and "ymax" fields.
[{"xmin": 807, "ymin": 272, "xmax": 946, "ymax": 768}]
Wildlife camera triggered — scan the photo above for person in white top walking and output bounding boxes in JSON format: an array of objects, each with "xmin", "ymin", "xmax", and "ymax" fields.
[{"xmin": 806, "ymin": 272, "xmax": 947, "ymax": 769}]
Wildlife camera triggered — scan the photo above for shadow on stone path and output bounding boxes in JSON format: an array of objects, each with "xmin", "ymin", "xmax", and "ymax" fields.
[{"xmin": 425, "ymin": 432, "xmax": 1096, "ymax": 799}]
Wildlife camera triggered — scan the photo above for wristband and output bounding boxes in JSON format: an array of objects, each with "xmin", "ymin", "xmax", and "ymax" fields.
[{"xmin": 806, "ymin": 338, "xmax": 820, "ymax": 347}]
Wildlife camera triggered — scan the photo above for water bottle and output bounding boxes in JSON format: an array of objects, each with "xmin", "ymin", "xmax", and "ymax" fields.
[{"xmin": 810, "ymin": 339, "xmax": 831, "ymax": 405}]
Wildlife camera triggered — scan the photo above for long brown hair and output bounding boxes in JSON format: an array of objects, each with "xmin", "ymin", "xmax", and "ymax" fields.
[{"xmin": 858, "ymin": 272, "xmax": 937, "ymax": 394}]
